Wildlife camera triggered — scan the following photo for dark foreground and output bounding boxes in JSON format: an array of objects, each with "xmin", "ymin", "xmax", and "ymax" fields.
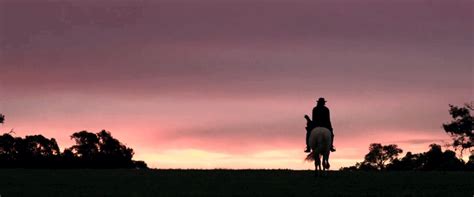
[{"xmin": 0, "ymin": 169, "xmax": 472, "ymax": 197}]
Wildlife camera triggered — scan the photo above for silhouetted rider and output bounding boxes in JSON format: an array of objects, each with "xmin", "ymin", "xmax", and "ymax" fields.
[{"xmin": 304, "ymin": 97, "xmax": 336, "ymax": 153}]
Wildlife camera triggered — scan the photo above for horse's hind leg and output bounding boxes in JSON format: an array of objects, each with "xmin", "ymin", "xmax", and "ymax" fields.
[
  {"xmin": 314, "ymin": 155, "xmax": 321, "ymax": 177},
  {"xmin": 313, "ymin": 161, "xmax": 316, "ymax": 176},
  {"xmin": 322, "ymin": 153, "xmax": 330, "ymax": 175},
  {"xmin": 326, "ymin": 153, "xmax": 330, "ymax": 170}
]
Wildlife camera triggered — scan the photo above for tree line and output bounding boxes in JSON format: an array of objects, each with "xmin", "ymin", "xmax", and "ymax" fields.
[
  {"xmin": 342, "ymin": 103, "xmax": 473, "ymax": 171},
  {"xmin": 340, "ymin": 143, "xmax": 473, "ymax": 171},
  {"xmin": 0, "ymin": 115, "xmax": 147, "ymax": 169}
]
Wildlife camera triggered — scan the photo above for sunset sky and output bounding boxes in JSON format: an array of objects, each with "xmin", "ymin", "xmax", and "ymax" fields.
[{"xmin": 0, "ymin": 0, "xmax": 472, "ymax": 169}]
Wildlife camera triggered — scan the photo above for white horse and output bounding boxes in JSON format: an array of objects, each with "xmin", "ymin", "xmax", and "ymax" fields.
[{"xmin": 305, "ymin": 127, "xmax": 332, "ymax": 176}]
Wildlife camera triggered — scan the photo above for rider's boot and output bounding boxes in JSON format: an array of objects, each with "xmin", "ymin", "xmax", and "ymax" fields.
[
  {"xmin": 330, "ymin": 133, "xmax": 336, "ymax": 152},
  {"xmin": 304, "ymin": 146, "xmax": 311, "ymax": 153}
]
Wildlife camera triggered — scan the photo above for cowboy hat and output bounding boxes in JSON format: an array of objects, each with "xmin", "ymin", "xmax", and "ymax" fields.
[{"xmin": 317, "ymin": 97, "xmax": 327, "ymax": 103}]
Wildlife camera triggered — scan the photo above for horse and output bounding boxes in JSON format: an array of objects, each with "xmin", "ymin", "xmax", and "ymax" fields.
[{"xmin": 305, "ymin": 127, "xmax": 332, "ymax": 176}]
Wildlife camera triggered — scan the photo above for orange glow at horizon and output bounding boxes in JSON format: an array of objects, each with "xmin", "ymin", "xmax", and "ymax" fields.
[{"xmin": 0, "ymin": 93, "xmax": 465, "ymax": 169}]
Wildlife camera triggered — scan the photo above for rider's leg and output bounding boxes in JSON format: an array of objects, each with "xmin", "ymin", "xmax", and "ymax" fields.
[
  {"xmin": 305, "ymin": 127, "xmax": 311, "ymax": 152},
  {"xmin": 330, "ymin": 130, "xmax": 336, "ymax": 152},
  {"xmin": 306, "ymin": 128, "xmax": 310, "ymax": 146}
]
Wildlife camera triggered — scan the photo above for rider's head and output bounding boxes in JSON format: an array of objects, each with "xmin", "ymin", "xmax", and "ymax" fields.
[{"xmin": 316, "ymin": 97, "xmax": 327, "ymax": 106}]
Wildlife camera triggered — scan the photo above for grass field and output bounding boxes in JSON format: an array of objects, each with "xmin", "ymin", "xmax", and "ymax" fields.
[{"xmin": 0, "ymin": 169, "xmax": 472, "ymax": 197}]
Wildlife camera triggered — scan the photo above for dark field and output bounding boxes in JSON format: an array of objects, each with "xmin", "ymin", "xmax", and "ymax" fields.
[{"xmin": 0, "ymin": 169, "xmax": 473, "ymax": 197}]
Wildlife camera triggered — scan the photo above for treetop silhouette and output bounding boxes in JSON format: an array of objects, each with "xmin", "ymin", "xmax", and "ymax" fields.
[
  {"xmin": 443, "ymin": 103, "xmax": 473, "ymax": 155},
  {"xmin": 0, "ymin": 114, "xmax": 146, "ymax": 169},
  {"xmin": 343, "ymin": 103, "xmax": 473, "ymax": 171}
]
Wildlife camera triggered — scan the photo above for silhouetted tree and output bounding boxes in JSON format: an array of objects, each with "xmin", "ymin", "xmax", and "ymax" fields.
[
  {"xmin": 22, "ymin": 135, "xmax": 61, "ymax": 157},
  {"xmin": 386, "ymin": 151, "xmax": 425, "ymax": 171},
  {"xmin": 384, "ymin": 144, "xmax": 465, "ymax": 171},
  {"xmin": 339, "ymin": 165, "xmax": 359, "ymax": 171},
  {"xmin": 354, "ymin": 161, "xmax": 378, "ymax": 171},
  {"xmin": 0, "ymin": 133, "xmax": 17, "ymax": 162},
  {"xmin": 20, "ymin": 135, "xmax": 61, "ymax": 167},
  {"xmin": 96, "ymin": 130, "xmax": 135, "ymax": 168},
  {"xmin": 440, "ymin": 149, "xmax": 465, "ymax": 170},
  {"xmin": 60, "ymin": 148, "xmax": 77, "ymax": 168},
  {"xmin": 0, "ymin": 114, "xmax": 147, "ymax": 169},
  {"xmin": 363, "ymin": 143, "xmax": 403, "ymax": 170},
  {"xmin": 443, "ymin": 103, "xmax": 473, "ymax": 155},
  {"xmin": 423, "ymin": 144, "xmax": 443, "ymax": 170},
  {"xmin": 69, "ymin": 131, "xmax": 100, "ymax": 160},
  {"xmin": 466, "ymin": 153, "xmax": 474, "ymax": 171},
  {"xmin": 132, "ymin": 160, "xmax": 148, "ymax": 169},
  {"xmin": 0, "ymin": 133, "xmax": 61, "ymax": 167},
  {"xmin": 67, "ymin": 130, "xmax": 140, "ymax": 168},
  {"xmin": 0, "ymin": 130, "xmax": 147, "ymax": 168},
  {"xmin": 424, "ymin": 144, "xmax": 464, "ymax": 170},
  {"xmin": 341, "ymin": 143, "xmax": 404, "ymax": 171},
  {"xmin": 342, "ymin": 104, "xmax": 474, "ymax": 172},
  {"xmin": 97, "ymin": 130, "xmax": 134, "ymax": 161}
]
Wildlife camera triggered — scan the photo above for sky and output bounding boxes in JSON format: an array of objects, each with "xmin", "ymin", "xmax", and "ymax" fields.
[{"xmin": 0, "ymin": 0, "xmax": 472, "ymax": 169}]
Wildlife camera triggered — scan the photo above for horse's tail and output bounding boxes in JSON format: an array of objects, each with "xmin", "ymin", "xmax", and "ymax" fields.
[{"xmin": 305, "ymin": 152, "xmax": 315, "ymax": 162}]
